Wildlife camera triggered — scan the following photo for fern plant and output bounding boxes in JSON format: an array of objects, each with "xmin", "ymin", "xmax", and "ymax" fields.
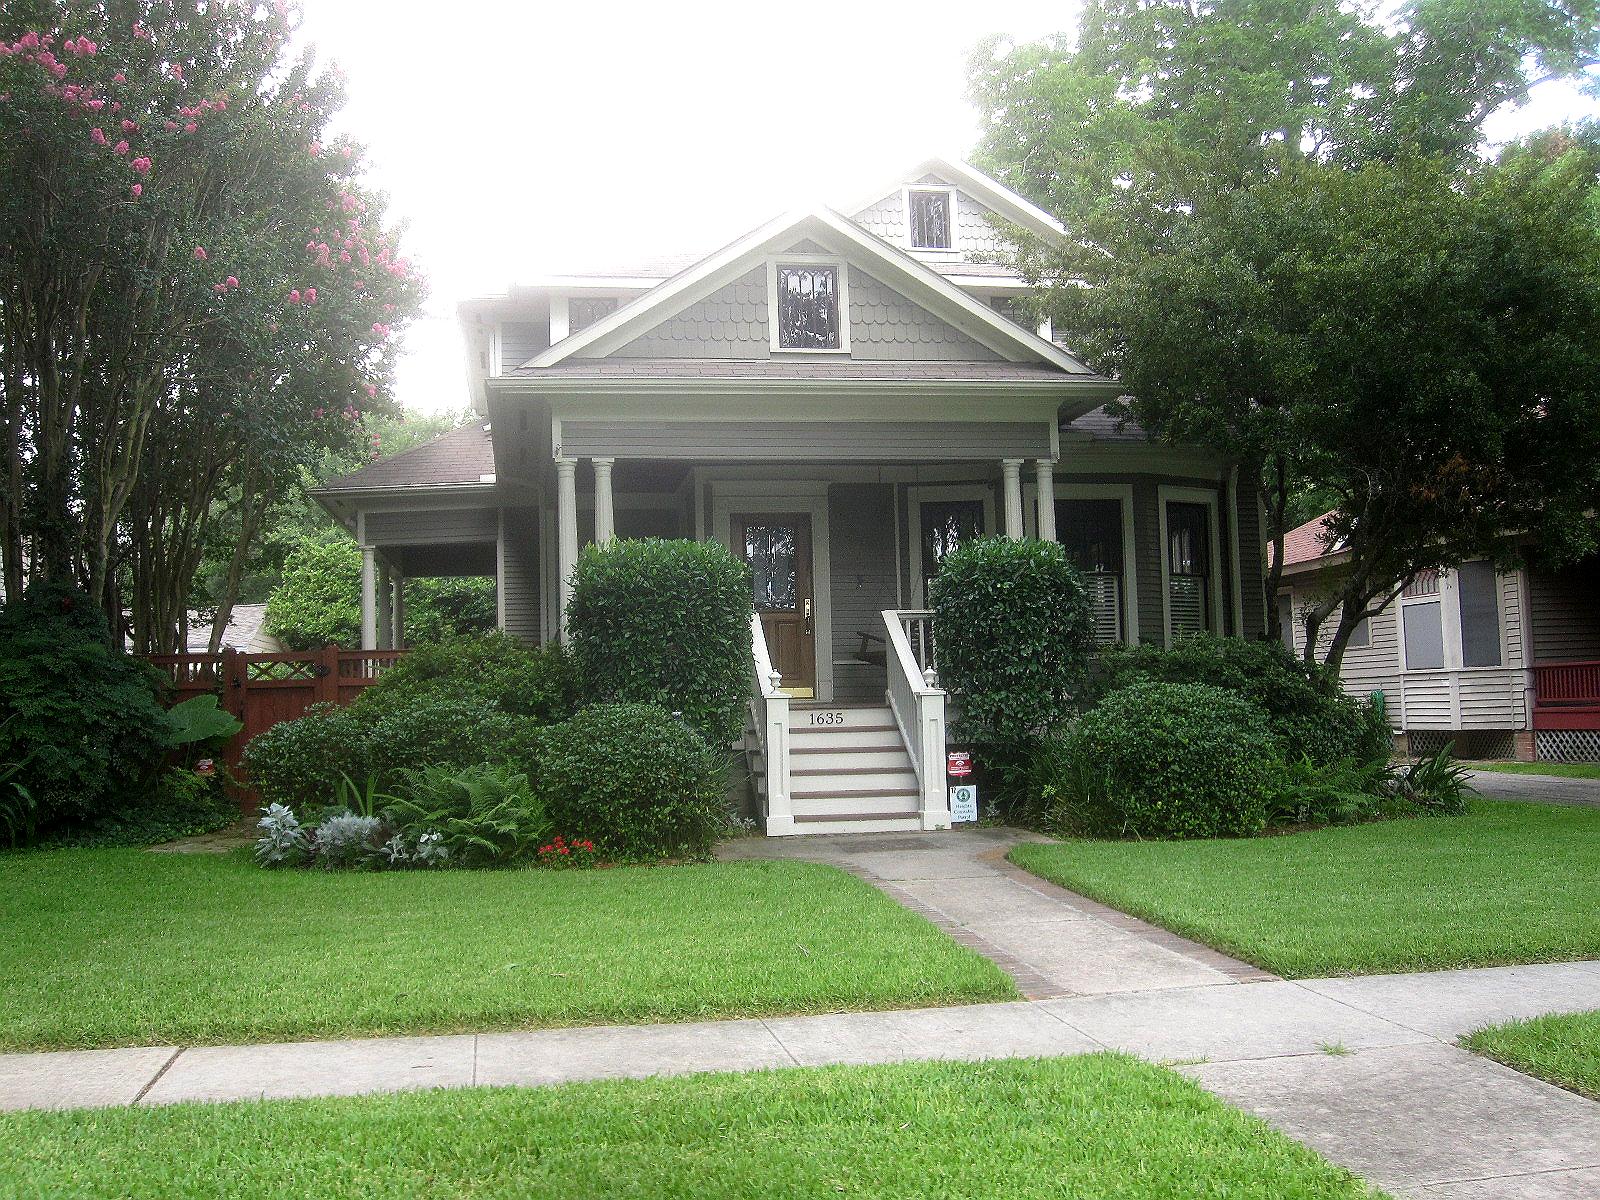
[{"xmin": 387, "ymin": 764, "xmax": 551, "ymax": 867}]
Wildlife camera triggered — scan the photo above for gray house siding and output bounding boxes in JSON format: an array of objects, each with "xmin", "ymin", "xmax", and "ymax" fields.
[
  {"xmin": 848, "ymin": 268, "xmax": 1003, "ymax": 361},
  {"xmin": 499, "ymin": 507, "xmax": 541, "ymax": 644},
  {"xmin": 828, "ymin": 484, "xmax": 899, "ymax": 702},
  {"xmin": 559, "ymin": 420, "xmax": 1053, "ymax": 461},
  {"xmin": 610, "ymin": 268, "xmax": 769, "ymax": 359},
  {"xmin": 499, "ymin": 321, "xmax": 550, "ymax": 371},
  {"xmin": 364, "ymin": 507, "xmax": 499, "ymax": 545},
  {"xmin": 1529, "ymin": 557, "xmax": 1600, "ymax": 661}
]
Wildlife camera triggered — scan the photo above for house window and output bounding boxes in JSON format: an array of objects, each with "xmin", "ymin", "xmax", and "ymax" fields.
[
  {"xmin": 774, "ymin": 264, "xmax": 841, "ymax": 350},
  {"xmin": 569, "ymin": 296, "xmax": 617, "ymax": 334},
  {"xmin": 1347, "ymin": 614, "xmax": 1371, "ymax": 649},
  {"xmin": 1058, "ymin": 498, "xmax": 1126, "ymax": 644},
  {"xmin": 1457, "ymin": 559, "xmax": 1502, "ymax": 667},
  {"xmin": 1278, "ymin": 593, "xmax": 1296, "ymax": 652},
  {"xmin": 1166, "ymin": 501, "xmax": 1212, "ymax": 639},
  {"xmin": 919, "ymin": 500, "xmax": 984, "ymax": 603},
  {"xmin": 1402, "ymin": 601, "xmax": 1445, "ymax": 669},
  {"xmin": 907, "ymin": 189, "xmax": 952, "ymax": 249}
]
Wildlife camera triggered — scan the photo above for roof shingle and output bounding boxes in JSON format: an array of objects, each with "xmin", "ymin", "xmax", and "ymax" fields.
[{"xmin": 318, "ymin": 423, "xmax": 495, "ymax": 492}]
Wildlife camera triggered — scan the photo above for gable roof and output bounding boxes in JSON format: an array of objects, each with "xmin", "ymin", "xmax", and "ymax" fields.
[
  {"xmin": 843, "ymin": 156, "xmax": 1067, "ymax": 242},
  {"xmin": 1275, "ymin": 511, "xmax": 1343, "ymax": 573},
  {"xmin": 316, "ymin": 423, "xmax": 496, "ymax": 493},
  {"xmin": 521, "ymin": 206, "xmax": 1098, "ymax": 376}
]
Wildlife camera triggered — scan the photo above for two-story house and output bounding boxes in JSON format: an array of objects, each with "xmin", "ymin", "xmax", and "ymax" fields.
[{"xmin": 315, "ymin": 158, "xmax": 1268, "ymax": 834}]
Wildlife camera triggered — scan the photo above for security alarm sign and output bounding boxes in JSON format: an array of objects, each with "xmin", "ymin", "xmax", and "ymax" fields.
[{"xmin": 947, "ymin": 750, "xmax": 973, "ymax": 778}]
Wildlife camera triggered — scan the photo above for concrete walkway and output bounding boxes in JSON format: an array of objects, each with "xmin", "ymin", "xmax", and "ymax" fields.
[
  {"xmin": 1467, "ymin": 769, "xmax": 1600, "ymax": 809},
  {"xmin": 5, "ymin": 829, "xmax": 1599, "ymax": 1200}
]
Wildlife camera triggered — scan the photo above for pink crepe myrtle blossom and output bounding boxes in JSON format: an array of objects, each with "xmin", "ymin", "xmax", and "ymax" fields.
[
  {"xmin": 169, "ymin": 63, "xmax": 183, "ymax": 79},
  {"xmin": 184, "ymin": 122, "xmax": 197, "ymax": 134},
  {"xmin": 193, "ymin": 246, "xmax": 208, "ymax": 260},
  {"xmin": 120, "ymin": 118, "xmax": 135, "ymax": 131},
  {"xmin": 112, "ymin": 71, "xmax": 125, "ymax": 83},
  {"xmin": 164, "ymin": 120, "xmax": 178, "ymax": 130},
  {"xmin": 304, "ymin": 287, "xmax": 317, "ymax": 303},
  {"xmin": 86, "ymin": 97, "xmax": 104, "ymax": 111},
  {"xmin": 132, "ymin": 23, "xmax": 149, "ymax": 41},
  {"xmin": 130, "ymin": 156, "xmax": 151, "ymax": 175},
  {"xmin": 225, "ymin": 275, "xmax": 239, "ymax": 288},
  {"xmin": 130, "ymin": 183, "xmax": 141, "ymax": 198},
  {"xmin": 364, "ymin": 384, "xmax": 377, "ymax": 399},
  {"xmin": 20, "ymin": 32, "xmax": 40, "ymax": 50},
  {"xmin": 287, "ymin": 289, "xmax": 301, "ymax": 304},
  {"xmin": 113, "ymin": 139, "xmax": 128, "ymax": 154},
  {"xmin": 90, "ymin": 127, "xmax": 107, "ymax": 145}
]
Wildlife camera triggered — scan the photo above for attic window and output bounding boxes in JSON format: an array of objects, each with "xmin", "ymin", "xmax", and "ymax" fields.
[
  {"xmin": 774, "ymin": 264, "xmax": 842, "ymax": 350},
  {"xmin": 569, "ymin": 296, "xmax": 617, "ymax": 334},
  {"xmin": 907, "ymin": 189, "xmax": 952, "ymax": 249}
]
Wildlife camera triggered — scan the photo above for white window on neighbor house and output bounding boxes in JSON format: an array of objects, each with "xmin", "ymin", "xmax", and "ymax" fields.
[
  {"xmin": 1164, "ymin": 500, "xmax": 1214, "ymax": 640},
  {"xmin": 1347, "ymin": 612, "xmax": 1372, "ymax": 649},
  {"xmin": 906, "ymin": 188, "xmax": 954, "ymax": 250},
  {"xmin": 1400, "ymin": 560, "xmax": 1503, "ymax": 672},
  {"xmin": 1456, "ymin": 559, "xmax": 1502, "ymax": 667},
  {"xmin": 1057, "ymin": 497, "xmax": 1129, "ymax": 645},
  {"xmin": 1399, "ymin": 568, "xmax": 1450, "ymax": 670},
  {"xmin": 1278, "ymin": 592, "xmax": 1296, "ymax": 652},
  {"xmin": 769, "ymin": 261, "xmax": 847, "ymax": 352}
]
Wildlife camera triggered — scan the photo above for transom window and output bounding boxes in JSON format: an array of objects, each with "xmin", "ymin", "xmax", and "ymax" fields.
[
  {"xmin": 774, "ymin": 264, "xmax": 841, "ymax": 350},
  {"xmin": 907, "ymin": 189, "xmax": 952, "ymax": 249},
  {"xmin": 1058, "ymin": 498, "xmax": 1126, "ymax": 645}
]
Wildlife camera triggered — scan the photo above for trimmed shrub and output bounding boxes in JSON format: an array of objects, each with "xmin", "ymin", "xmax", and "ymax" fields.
[
  {"xmin": 1094, "ymin": 635, "xmax": 1390, "ymax": 767},
  {"xmin": 931, "ymin": 537, "xmax": 1094, "ymax": 744},
  {"xmin": 242, "ymin": 703, "xmax": 369, "ymax": 812},
  {"xmin": 539, "ymin": 704, "xmax": 726, "ymax": 860},
  {"xmin": 0, "ymin": 582, "xmax": 173, "ymax": 840},
  {"xmin": 1046, "ymin": 681, "xmax": 1279, "ymax": 839},
  {"xmin": 567, "ymin": 539, "xmax": 752, "ymax": 747},
  {"xmin": 362, "ymin": 632, "xmax": 577, "ymax": 722}
]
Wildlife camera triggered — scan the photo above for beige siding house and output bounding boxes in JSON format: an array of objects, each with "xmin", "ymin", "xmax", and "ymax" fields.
[
  {"xmin": 316, "ymin": 158, "xmax": 1270, "ymax": 834},
  {"xmin": 1278, "ymin": 513, "xmax": 1600, "ymax": 764}
]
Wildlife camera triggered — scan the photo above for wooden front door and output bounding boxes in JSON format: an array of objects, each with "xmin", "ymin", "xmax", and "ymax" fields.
[{"xmin": 734, "ymin": 512, "xmax": 816, "ymax": 697}]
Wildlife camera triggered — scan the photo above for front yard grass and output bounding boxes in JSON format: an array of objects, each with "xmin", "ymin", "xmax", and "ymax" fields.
[
  {"xmin": 0, "ymin": 1055, "xmax": 1381, "ymax": 1199},
  {"xmin": 0, "ymin": 850, "xmax": 1013, "ymax": 1051},
  {"xmin": 1464, "ymin": 1010, "xmax": 1600, "ymax": 1101},
  {"xmin": 1467, "ymin": 760, "xmax": 1600, "ymax": 780},
  {"xmin": 1010, "ymin": 800, "xmax": 1600, "ymax": 977}
]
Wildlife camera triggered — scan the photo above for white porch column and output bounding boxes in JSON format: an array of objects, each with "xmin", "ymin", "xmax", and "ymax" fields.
[
  {"xmin": 376, "ymin": 560, "xmax": 393, "ymax": 650},
  {"xmin": 556, "ymin": 457, "xmax": 579, "ymax": 638},
  {"xmin": 1001, "ymin": 459, "xmax": 1025, "ymax": 539},
  {"xmin": 359, "ymin": 544, "xmax": 378, "ymax": 650},
  {"xmin": 391, "ymin": 569, "xmax": 406, "ymax": 649},
  {"xmin": 593, "ymin": 457, "xmax": 616, "ymax": 545},
  {"xmin": 1035, "ymin": 459, "xmax": 1057, "ymax": 542}
]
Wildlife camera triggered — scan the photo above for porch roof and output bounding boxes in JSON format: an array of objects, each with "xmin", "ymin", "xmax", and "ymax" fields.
[{"xmin": 317, "ymin": 423, "xmax": 496, "ymax": 493}]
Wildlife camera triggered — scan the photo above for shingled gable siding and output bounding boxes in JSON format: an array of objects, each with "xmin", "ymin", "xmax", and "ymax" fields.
[
  {"xmin": 849, "ymin": 175, "xmax": 1011, "ymax": 259},
  {"xmin": 602, "ymin": 242, "xmax": 1008, "ymax": 362}
]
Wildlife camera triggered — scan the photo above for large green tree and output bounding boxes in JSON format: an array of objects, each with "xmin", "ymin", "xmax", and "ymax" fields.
[
  {"xmin": 0, "ymin": 2, "xmax": 424, "ymax": 650},
  {"xmin": 969, "ymin": 0, "xmax": 1600, "ymax": 666}
]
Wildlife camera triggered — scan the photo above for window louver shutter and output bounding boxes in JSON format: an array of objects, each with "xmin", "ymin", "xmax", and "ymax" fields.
[
  {"xmin": 1086, "ymin": 574, "xmax": 1122, "ymax": 645},
  {"xmin": 1169, "ymin": 576, "xmax": 1206, "ymax": 638}
]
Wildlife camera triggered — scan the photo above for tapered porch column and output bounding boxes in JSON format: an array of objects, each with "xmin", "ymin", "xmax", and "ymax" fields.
[
  {"xmin": 1035, "ymin": 459, "xmax": 1056, "ymax": 542},
  {"xmin": 1001, "ymin": 459, "xmax": 1025, "ymax": 539},
  {"xmin": 391, "ymin": 569, "xmax": 406, "ymax": 649},
  {"xmin": 376, "ymin": 560, "xmax": 393, "ymax": 650},
  {"xmin": 556, "ymin": 457, "xmax": 578, "ymax": 638},
  {"xmin": 593, "ymin": 457, "xmax": 616, "ymax": 545},
  {"xmin": 359, "ymin": 544, "xmax": 378, "ymax": 649}
]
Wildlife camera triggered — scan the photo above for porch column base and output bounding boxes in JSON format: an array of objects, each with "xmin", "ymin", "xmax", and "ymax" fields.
[{"xmin": 765, "ymin": 814, "xmax": 797, "ymax": 836}]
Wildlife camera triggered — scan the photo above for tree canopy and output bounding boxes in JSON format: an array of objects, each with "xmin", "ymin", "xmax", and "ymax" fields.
[
  {"xmin": 969, "ymin": 0, "xmax": 1600, "ymax": 666},
  {"xmin": 0, "ymin": 1, "xmax": 424, "ymax": 650}
]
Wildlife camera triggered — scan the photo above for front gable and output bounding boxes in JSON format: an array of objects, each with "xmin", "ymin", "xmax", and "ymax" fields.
[{"xmin": 852, "ymin": 172, "xmax": 1011, "ymax": 260}]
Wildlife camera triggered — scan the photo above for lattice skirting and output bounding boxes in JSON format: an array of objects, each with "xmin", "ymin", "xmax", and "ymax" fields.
[
  {"xmin": 1408, "ymin": 729, "xmax": 1516, "ymax": 760},
  {"xmin": 1536, "ymin": 729, "xmax": 1600, "ymax": 763}
]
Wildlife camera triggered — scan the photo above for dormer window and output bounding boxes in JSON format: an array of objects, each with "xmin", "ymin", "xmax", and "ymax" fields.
[
  {"xmin": 907, "ymin": 188, "xmax": 952, "ymax": 250},
  {"xmin": 771, "ymin": 262, "xmax": 846, "ymax": 351}
]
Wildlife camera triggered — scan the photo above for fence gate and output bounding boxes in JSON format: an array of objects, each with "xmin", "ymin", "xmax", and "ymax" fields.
[{"xmin": 144, "ymin": 645, "xmax": 404, "ymax": 807}]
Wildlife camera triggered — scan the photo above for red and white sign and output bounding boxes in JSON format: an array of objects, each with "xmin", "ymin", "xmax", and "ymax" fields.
[{"xmin": 946, "ymin": 750, "xmax": 973, "ymax": 778}]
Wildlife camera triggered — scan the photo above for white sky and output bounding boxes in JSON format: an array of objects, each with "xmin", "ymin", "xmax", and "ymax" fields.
[{"xmin": 292, "ymin": 1, "xmax": 1598, "ymax": 415}]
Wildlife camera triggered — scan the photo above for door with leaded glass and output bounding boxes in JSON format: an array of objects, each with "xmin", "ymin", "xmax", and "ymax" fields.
[{"xmin": 734, "ymin": 513, "xmax": 816, "ymax": 697}]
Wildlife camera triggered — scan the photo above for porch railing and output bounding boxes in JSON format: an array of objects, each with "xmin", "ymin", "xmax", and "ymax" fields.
[
  {"xmin": 1532, "ymin": 659, "xmax": 1600, "ymax": 730},
  {"xmin": 896, "ymin": 609, "xmax": 936, "ymax": 676},
  {"xmin": 748, "ymin": 614, "xmax": 794, "ymax": 835},
  {"xmin": 883, "ymin": 609, "xmax": 949, "ymax": 830}
]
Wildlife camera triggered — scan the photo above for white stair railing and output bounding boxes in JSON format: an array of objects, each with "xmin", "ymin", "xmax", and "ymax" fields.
[
  {"xmin": 748, "ymin": 613, "xmax": 794, "ymax": 835},
  {"xmin": 882, "ymin": 609, "xmax": 949, "ymax": 831}
]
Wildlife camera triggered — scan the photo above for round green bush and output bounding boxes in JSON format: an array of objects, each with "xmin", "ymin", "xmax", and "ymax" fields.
[
  {"xmin": 567, "ymin": 540, "xmax": 752, "ymax": 747},
  {"xmin": 362, "ymin": 631, "xmax": 578, "ymax": 722},
  {"xmin": 538, "ymin": 704, "xmax": 726, "ymax": 860},
  {"xmin": 931, "ymin": 537, "xmax": 1094, "ymax": 744},
  {"xmin": 1055, "ymin": 681, "xmax": 1280, "ymax": 839},
  {"xmin": 1093, "ymin": 635, "xmax": 1390, "ymax": 767}
]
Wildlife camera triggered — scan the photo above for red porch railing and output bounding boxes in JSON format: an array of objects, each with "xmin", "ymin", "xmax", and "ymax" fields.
[
  {"xmin": 1532, "ymin": 659, "xmax": 1600, "ymax": 731},
  {"xmin": 143, "ymin": 645, "xmax": 406, "ymax": 807}
]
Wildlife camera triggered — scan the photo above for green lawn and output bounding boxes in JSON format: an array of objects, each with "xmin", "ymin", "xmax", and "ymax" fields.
[
  {"xmin": 1468, "ymin": 760, "xmax": 1600, "ymax": 779},
  {"xmin": 1464, "ymin": 1010, "xmax": 1600, "ymax": 1101},
  {"xmin": 0, "ymin": 1056, "xmax": 1380, "ymax": 1199},
  {"xmin": 0, "ymin": 849, "xmax": 1013, "ymax": 1051},
  {"xmin": 1010, "ymin": 801, "xmax": 1600, "ymax": 978}
]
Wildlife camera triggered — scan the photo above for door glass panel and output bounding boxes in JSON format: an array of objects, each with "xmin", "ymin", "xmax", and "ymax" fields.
[
  {"xmin": 745, "ymin": 524, "xmax": 797, "ymax": 612},
  {"xmin": 920, "ymin": 500, "xmax": 984, "ymax": 600}
]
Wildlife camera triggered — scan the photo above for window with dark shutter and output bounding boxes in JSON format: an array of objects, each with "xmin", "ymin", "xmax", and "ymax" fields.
[
  {"xmin": 775, "ymin": 265, "xmax": 840, "ymax": 350},
  {"xmin": 907, "ymin": 190, "xmax": 952, "ymax": 249},
  {"xmin": 1057, "ymin": 498, "xmax": 1126, "ymax": 644},
  {"xmin": 1166, "ymin": 501, "xmax": 1211, "ymax": 638}
]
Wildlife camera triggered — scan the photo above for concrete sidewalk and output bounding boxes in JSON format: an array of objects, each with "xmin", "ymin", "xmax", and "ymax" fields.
[{"xmin": 1467, "ymin": 769, "xmax": 1600, "ymax": 809}]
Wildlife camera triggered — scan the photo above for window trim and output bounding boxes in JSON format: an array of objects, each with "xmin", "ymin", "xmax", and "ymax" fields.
[
  {"xmin": 766, "ymin": 256, "xmax": 851, "ymax": 354},
  {"xmin": 906, "ymin": 484, "xmax": 994, "ymax": 608},
  {"xmin": 1398, "ymin": 562, "xmax": 1505, "ymax": 673},
  {"xmin": 1158, "ymin": 485, "xmax": 1224, "ymax": 646},
  {"xmin": 1028, "ymin": 481, "xmax": 1139, "ymax": 645},
  {"xmin": 901, "ymin": 185, "xmax": 958, "ymax": 254}
]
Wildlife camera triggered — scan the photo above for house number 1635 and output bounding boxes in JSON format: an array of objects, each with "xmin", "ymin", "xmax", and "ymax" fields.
[{"xmin": 808, "ymin": 711, "xmax": 846, "ymax": 725}]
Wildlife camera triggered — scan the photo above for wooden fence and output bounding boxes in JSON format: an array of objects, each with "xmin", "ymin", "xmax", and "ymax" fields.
[{"xmin": 144, "ymin": 646, "xmax": 406, "ymax": 807}]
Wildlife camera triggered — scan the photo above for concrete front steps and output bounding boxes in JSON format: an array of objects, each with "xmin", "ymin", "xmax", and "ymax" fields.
[{"xmin": 784, "ymin": 701, "xmax": 922, "ymax": 834}]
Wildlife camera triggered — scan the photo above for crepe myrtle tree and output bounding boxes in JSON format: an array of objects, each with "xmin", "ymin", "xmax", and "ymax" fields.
[{"xmin": 0, "ymin": 1, "xmax": 423, "ymax": 649}]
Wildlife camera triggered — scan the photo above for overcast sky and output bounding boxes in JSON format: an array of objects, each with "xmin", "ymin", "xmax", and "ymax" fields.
[{"xmin": 292, "ymin": 1, "xmax": 1598, "ymax": 415}]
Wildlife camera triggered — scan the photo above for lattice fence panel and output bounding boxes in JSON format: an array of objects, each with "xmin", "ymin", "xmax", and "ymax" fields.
[
  {"xmin": 1536, "ymin": 729, "xmax": 1600, "ymax": 763},
  {"xmin": 1408, "ymin": 730, "xmax": 1516, "ymax": 760}
]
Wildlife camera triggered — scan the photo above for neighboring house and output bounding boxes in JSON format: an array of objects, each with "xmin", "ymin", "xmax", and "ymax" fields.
[
  {"xmin": 183, "ymin": 602, "xmax": 284, "ymax": 654},
  {"xmin": 1277, "ymin": 512, "xmax": 1600, "ymax": 764},
  {"xmin": 315, "ymin": 158, "xmax": 1267, "ymax": 833}
]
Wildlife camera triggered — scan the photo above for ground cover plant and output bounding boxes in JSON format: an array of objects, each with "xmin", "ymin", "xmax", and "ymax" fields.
[
  {"xmin": 1009, "ymin": 801, "xmax": 1600, "ymax": 977},
  {"xmin": 0, "ymin": 850, "xmax": 1013, "ymax": 1050},
  {"xmin": 1464, "ymin": 1010, "xmax": 1600, "ymax": 1101},
  {"xmin": 0, "ymin": 1056, "xmax": 1382, "ymax": 1199}
]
